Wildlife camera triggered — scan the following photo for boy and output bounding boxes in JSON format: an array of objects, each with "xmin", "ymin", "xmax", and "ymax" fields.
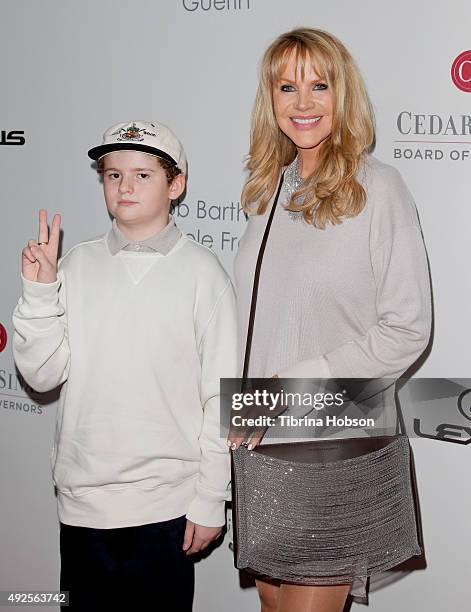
[{"xmin": 12, "ymin": 121, "xmax": 237, "ymax": 610}]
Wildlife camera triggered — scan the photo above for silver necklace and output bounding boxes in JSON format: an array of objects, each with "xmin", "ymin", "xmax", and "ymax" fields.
[{"xmin": 283, "ymin": 156, "xmax": 305, "ymax": 222}]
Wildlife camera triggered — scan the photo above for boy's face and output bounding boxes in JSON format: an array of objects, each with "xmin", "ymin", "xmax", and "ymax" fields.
[{"xmin": 102, "ymin": 150, "xmax": 185, "ymax": 235}]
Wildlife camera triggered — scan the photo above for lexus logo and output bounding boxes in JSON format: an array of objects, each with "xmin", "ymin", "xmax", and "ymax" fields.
[
  {"xmin": 0, "ymin": 130, "xmax": 25, "ymax": 146},
  {"xmin": 451, "ymin": 50, "xmax": 471, "ymax": 92},
  {"xmin": 458, "ymin": 389, "xmax": 471, "ymax": 421}
]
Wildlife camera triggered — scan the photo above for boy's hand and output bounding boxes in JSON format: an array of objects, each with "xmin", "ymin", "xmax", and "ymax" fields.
[
  {"xmin": 22, "ymin": 209, "xmax": 61, "ymax": 283},
  {"xmin": 182, "ymin": 519, "xmax": 222, "ymax": 555}
]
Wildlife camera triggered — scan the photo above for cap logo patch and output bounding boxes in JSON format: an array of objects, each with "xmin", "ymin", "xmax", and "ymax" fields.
[{"xmin": 112, "ymin": 123, "xmax": 156, "ymax": 142}]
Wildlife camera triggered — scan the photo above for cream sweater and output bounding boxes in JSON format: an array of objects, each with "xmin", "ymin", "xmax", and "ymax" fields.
[
  {"xmin": 13, "ymin": 232, "xmax": 237, "ymax": 529},
  {"xmin": 235, "ymin": 155, "xmax": 432, "ymax": 381}
]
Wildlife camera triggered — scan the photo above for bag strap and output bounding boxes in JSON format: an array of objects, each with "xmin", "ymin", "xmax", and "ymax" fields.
[{"xmin": 242, "ymin": 172, "xmax": 285, "ymax": 382}]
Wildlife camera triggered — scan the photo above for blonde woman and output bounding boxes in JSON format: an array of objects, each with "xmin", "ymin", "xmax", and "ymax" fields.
[{"xmin": 230, "ymin": 28, "xmax": 431, "ymax": 612}]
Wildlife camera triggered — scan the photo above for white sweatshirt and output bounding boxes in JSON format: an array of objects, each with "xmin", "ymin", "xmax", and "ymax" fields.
[{"xmin": 13, "ymin": 232, "xmax": 237, "ymax": 529}]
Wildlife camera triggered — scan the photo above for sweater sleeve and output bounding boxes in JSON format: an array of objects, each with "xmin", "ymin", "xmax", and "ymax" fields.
[
  {"xmin": 276, "ymin": 163, "xmax": 432, "ymax": 380},
  {"xmin": 323, "ymin": 164, "xmax": 432, "ymax": 379},
  {"xmin": 12, "ymin": 272, "xmax": 70, "ymax": 392},
  {"xmin": 185, "ymin": 279, "xmax": 238, "ymax": 527},
  {"xmin": 324, "ymin": 224, "xmax": 431, "ymax": 378},
  {"xmin": 277, "ymin": 356, "xmax": 332, "ymax": 379}
]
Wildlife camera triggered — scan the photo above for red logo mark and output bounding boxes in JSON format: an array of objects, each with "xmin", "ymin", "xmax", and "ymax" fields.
[
  {"xmin": 0, "ymin": 323, "xmax": 7, "ymax": 352},
  {"xmin": 451, "ymin": 51, "xmax": 471, "ymax": 92}
]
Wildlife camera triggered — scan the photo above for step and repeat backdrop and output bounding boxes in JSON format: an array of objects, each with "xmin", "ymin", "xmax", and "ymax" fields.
[{"xmin": 1, "ymin": 1, "xmax": 470, "ymax": 610}]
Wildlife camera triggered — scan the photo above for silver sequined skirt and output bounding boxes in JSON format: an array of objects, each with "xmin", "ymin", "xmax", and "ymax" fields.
[{"xmin": 231, "ymin": 434, "xmax": 421, "ymax": 589}]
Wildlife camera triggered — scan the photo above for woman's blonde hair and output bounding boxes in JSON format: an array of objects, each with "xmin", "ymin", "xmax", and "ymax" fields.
[{"xmin": 242, "ymin": 28, "xmax": 375, "ymax": 228}]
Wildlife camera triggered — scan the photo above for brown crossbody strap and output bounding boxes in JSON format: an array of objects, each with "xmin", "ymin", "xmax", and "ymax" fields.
[{"xmin": 242, "ymin": 172, "xmax": 285, "ymax": 382}]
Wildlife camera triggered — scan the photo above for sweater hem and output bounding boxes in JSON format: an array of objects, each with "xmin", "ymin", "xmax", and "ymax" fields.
[{"xmin": 57, "ymin": 476, "xmax": 198, "ymax": 529}]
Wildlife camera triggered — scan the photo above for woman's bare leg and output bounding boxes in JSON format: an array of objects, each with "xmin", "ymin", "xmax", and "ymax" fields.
[
  {"xmin": 277, "ymin": 583, "xmax": 351, "ymax": 612},
  {"xmin": 256, "ymin": 578, "xmax": 280, "ymax": 612}
]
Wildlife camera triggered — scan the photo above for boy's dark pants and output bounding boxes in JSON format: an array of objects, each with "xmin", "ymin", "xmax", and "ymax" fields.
[{"xmin": 60, "ymin": 515, "xmax": 194, "ymax": 611}]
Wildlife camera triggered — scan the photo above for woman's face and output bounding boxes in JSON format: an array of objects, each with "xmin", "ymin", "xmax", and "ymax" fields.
[{"xmin": 272, "ymin": 50, "xmax": 333, "ymax": 156}]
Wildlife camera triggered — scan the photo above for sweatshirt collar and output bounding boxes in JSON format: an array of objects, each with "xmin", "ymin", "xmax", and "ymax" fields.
[{"xmin": 107, "ymin": 215, "xmax": 182, "ymax": 256}]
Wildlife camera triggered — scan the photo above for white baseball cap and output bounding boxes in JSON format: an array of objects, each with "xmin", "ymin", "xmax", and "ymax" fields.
[{"xmin": 88, "ymin": 120, "xmax": 187, "ymax": 174}]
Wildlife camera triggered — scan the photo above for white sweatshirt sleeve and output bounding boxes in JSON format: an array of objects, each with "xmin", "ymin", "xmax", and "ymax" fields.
[
  {"xmin": 185, "ymin": 279, "xmax": 238, "ymax": 527},
  {"xmin": 12, "ymin": 272, "xmax": 70, "ymax": 392}
]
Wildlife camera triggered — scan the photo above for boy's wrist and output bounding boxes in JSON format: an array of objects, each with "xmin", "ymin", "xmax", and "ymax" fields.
[
  {"xmin": 186, "ymin": 495, "xmax": 226, "ymax": 528},
  {"xmin": 21, "ymin": 273, "xmax": 60, "ymax": 288}
]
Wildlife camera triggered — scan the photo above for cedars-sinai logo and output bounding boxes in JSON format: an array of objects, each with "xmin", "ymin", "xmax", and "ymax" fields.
[
  {"xmin": 451, "ymin": 51, "xmax": 471, "ymax": 92},
  {"xmin": 0, "ymin": 324, "xmax": 7, "ymax": 352}
]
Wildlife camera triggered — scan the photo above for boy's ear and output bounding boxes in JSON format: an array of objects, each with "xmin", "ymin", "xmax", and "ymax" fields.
[{"xmin": 169, "ymin": 174, "xmax": 186, "ymax": 200}]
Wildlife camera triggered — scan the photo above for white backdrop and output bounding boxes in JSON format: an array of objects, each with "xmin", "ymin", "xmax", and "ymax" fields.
[{"xmin": 1, "ymin": 1, "xmax": 470, "ymax": 610}]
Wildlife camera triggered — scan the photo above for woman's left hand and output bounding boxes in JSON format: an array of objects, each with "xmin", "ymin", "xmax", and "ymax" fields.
[{"xmin": 227, "ymin": 375, "xmax": 284, "ymax": 450}]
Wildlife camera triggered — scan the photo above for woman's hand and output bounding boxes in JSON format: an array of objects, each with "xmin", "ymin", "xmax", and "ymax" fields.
[
  {"xmin": 227, "ymin": 375, "xmax": 284, "ymax": 451},
  {"xmin": 22, "ymin": 209, "xmax": 61, "ymax": 283},
  {"xmin": 228, "ymin": 429, "xmax": 266, "ymax": 451}
]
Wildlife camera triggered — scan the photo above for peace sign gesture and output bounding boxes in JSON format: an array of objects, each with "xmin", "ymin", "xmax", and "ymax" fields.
[{"xmin": 22, "ymin": 209, "xmax": 61, "ymax": 283}]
